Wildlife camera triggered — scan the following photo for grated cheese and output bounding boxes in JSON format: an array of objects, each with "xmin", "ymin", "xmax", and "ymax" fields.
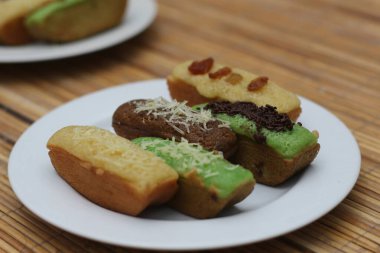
[
  {"xmin": 134, "ymin": 97, "xmax": 229, "ymax": 134},
  {"xmin": 138, "ymin": 137, "xmax": 225, "ymax": 177}
]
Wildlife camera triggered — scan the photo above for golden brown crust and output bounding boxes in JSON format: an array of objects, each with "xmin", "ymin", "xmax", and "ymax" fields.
[
  {"xmin": 169, "ymin": 170, "xmax": 254, "ymax": 219},
  {"xmin": 167, "ymin": 76, "xmax": 301, "ymax": 121},
  {"xmin": 0, "ymin": 17, "xmax": 33, "ymax": 45},
  {"xmin": 167, "ymin": 75, "xmax": 217, "ymax": 106},
  {"xmin": 232, "ymin": 136, "xmax": 320, "ymax": 186},
  {"xmin": 27, "ymin": 0, "xmax": 127, "ymax": 42},
  {"xmin": 287, "ymin": 107, "xmax": 302, "ymax": 122},
  {"xmin": 0, "ymin": 0, "xmax": 53, "ymax": 45},
  {"xmin": 48, "ymin": 146, "xmax": 177, "ymax": 216}
]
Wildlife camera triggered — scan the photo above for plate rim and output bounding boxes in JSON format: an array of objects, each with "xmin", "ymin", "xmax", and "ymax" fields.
[
  {"xmin": 8, "ymin": 79, "xmax": 361, "ymax": 250},
  {"xmin": 0, "ymin": 0, "xmax": 157, "ymax": 63}
]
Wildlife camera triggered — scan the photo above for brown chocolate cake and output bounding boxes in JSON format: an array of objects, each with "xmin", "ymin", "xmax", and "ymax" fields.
[{"xmin": 112, "ymin": 98, "xmax": 237, "ymax": 158}]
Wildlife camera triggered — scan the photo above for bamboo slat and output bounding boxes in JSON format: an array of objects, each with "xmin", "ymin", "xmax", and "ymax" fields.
[{"xmin": 0, "ymin": 0, "xmax": 379, "ymax": 252}]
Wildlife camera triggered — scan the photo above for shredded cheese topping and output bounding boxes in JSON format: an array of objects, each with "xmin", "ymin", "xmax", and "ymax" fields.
[
  {"xmin": 137, "ymin": 137, "xmax": 239, "ymax": 178},
  {"xmin": 133, "ymin": 97, "xmax": 229, "ymax": 134}
]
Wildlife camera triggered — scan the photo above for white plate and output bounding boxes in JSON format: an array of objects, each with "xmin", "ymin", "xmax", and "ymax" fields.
[
  {"xmin": 0, "ymin": 0, "xmax": 156, "ymax": 63},
  {"xmin": 8, "ymin": 79, "xmax": 361, "ymax": 251}
]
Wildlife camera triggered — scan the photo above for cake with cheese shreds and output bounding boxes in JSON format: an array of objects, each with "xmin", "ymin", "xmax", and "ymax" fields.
[
  {"xmin": 112, "ymin": 97, "xmax": 237, "ymax": 158},
  {"xmin": 47, "ymin": 126, "xmax": 178, "ymax": 216},
  {"xmin": 167, "ymin": 57, "xmax": 301, "ymax": 121},
  {"xmin": 133, "ymin": 137, "xmax": 255, "ymax": 219}
]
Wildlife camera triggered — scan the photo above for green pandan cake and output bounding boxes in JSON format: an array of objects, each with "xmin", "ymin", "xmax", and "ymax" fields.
[
  {"xmin": 25, "ymin": 0, "xmax": 127, "ymax": 42},
  {"xmin": 196, "ymin": 101, "xmax": 320, "ymax": 186},
  {"xmin": 133, "ymin": 137, "xmax": 255, "ymax": 219}
]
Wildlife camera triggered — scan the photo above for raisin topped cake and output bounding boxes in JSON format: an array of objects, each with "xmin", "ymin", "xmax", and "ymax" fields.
[{"xmin": 167, "ymin": 57, "xmax": 301, "ymax": 121}]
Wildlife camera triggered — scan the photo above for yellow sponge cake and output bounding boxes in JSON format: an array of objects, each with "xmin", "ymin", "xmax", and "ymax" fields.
[
  {"xmin": 167, "ymin": 58, "xmax": 301, "ymax": 121},
  {"xmin": 47, "ymin": 126, "xmax": 178, "ymax": 216}
]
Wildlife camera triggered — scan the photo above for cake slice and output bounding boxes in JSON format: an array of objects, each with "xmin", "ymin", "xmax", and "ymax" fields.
[
  {"xmin": 47, "ymin": 126, "xmax": 178, "ymax": 216},
  {"xmin": 133, "ymin": 137, "xmax": 255, "ymax": 219},
  {"xmin": 112, "ymin": 98, "xmax": 237, "ymax": 158},
  {"xmin": 26, "ymin": 0, "xmax": 127, "ymax": 42},
  {"xmin": 167, "ymin": 57, "xmax": 301, "ymax": 121},
  {"xmin": 198, "ymin": 101, "xmax": 320, "ymax": 186},
  {"xmin": 0, "ymin": 0, "xmax": 52, "ymax": 44}
]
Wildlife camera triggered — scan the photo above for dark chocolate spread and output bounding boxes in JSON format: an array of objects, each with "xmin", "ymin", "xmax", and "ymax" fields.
[{"xmin": 204, "ymin": 101, "xmax": 294, "ymax": 143}]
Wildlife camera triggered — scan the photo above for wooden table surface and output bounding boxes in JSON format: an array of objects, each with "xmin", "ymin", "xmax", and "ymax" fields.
[{"xmin": 1, "ymin": 0, "xmax": 379, "ymax": 252}]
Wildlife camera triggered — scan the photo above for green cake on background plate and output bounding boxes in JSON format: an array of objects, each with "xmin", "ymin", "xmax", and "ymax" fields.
[{"xmin": 25, "ymin": 0, "xmax": 127, "ymax": 42}]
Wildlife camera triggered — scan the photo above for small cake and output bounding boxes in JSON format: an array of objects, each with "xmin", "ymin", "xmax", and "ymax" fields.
[
  {"xmin": 112, "ymin": 98, "xmax": 237, "ymax": 158},
  {"xmin": 0, "ymin": 0, "xmax": 52, "ymax": 45},
  {"xmin": 133, "ymin": 137, "xmax": 255, "ymax": 219},
  {"xmin": 167, "ymin": 57, "xmax": 301, "ymax": 121},
  {"xmin": 47, "ymin": 126, "xmax": 178, "ymax": 216},
  {"xmin": 199, "ymin": 101, "xmax": 320, "ymax": 186},
  {"xmin": 26, "ymin": 0, "xmax": 127, "ymax": 42}
]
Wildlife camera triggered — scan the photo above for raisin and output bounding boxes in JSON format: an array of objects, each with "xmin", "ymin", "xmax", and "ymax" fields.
[
  {"xmin": 188, "ymin": 57, "xmax": 214, "ymax": 75},
  {"xmin": 225, "ymin": 73, "xmax": 243, "ymax": 85},
  {"xmin": 209, "ymin": 67, "xmax": 232, "ymax": 79},
  {"xmin": 247, "ymin": 76, "xmax": 269, "ymax": 91}
]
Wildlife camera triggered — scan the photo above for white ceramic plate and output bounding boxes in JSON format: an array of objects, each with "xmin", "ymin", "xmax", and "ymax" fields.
[
  {"xmin": 8, "ymin": 79, "xmax": 361, "ymax": 251},
  {"xmin": 0, "ymin": 0, "xmax": 156, "ymax": 63}
]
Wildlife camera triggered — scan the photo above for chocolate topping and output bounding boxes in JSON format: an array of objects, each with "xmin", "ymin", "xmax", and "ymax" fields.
[{"xmin": 204, "ymin": 101, "xmax": 294, "ymax": 132}]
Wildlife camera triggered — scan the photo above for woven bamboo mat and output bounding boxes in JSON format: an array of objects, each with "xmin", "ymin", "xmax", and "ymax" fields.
[{"xmin": 1, "ymin": 0, "xmax": 379, "ymax": 252}]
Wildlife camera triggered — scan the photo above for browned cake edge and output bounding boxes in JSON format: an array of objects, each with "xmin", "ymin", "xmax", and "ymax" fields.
[
  {"xmin": 48, "ymin": 146, "xmax": 178, "ymax": 216},
  {"xmin": 167, "ymin": 75, "xmax": 301, "ymax": 121},
  {"xmin": 27, "ymin": 0, "xmax": 128, "ymax": 42},
  {"xmin": 232, "ymin": 136, "xmax": 320, "ymax": 186},
  {"xmin": 169, "ymin": 170, "xmax": 255, "ymax": 219},
  {"xmin": 0, "ymin": 16, "xmax": 33, "ymax": 45}
]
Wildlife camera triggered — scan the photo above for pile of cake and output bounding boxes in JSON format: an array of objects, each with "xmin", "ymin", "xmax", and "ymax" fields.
[{"xmin": 47, "ymin": 57, "xmax": 320, "ymax": 219}]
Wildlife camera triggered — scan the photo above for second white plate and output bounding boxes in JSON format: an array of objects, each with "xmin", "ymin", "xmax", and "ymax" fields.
[
  {"xmin": 0, "ymin": 0, "xmax": 156, "ymax": 63},
  {"xmin": 8, "ymin": 79, "xmax": 361, "ymax": 251}
]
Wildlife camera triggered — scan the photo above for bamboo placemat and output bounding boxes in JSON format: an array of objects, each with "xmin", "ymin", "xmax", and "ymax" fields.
[{"xmin": 1, "ymin": 0, "xmax": 379, "ymax": 252}]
